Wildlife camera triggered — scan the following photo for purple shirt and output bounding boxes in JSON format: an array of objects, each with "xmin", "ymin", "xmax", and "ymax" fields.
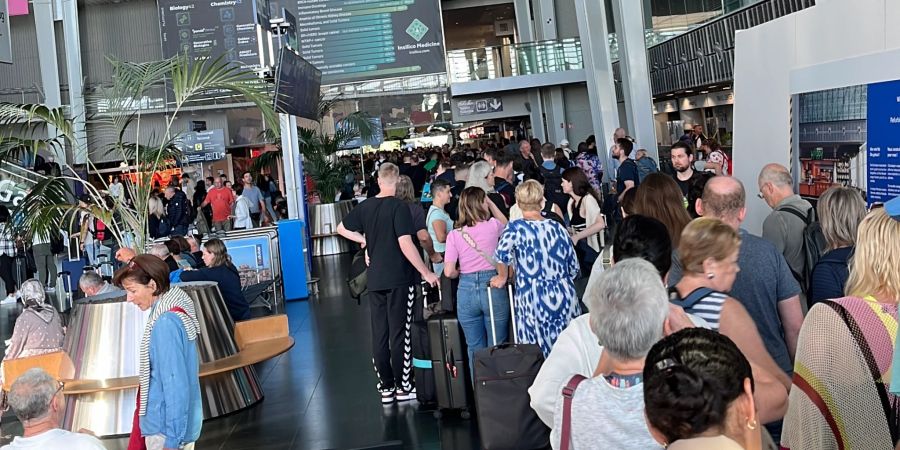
[{"xmin": 444, "ymin": 218, "xmax": 505, "ymax": 274}]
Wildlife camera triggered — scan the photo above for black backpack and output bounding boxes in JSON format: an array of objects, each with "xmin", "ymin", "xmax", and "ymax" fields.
[
  {"xmin": 777, "ymin": 206, "xmax": 827, "ymax": 293},
  {"xmin": 538, "ymin": 164, "xmax": 567, "ymax": 212}
]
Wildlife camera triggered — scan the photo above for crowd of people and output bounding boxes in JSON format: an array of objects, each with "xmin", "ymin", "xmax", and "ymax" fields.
[
  {"xmin": 338, "ymin": 129, "xmax": 900, "ymax": 450},
  {"xmin": 1, "ymin": 123, "xmax": 899, "ymax": 449}
]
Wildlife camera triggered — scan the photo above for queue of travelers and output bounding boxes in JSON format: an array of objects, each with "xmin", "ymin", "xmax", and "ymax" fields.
[
  {"xmin": 337, "ymin": 130, "xmax": 900, "ymax": 450},
  {"xmin": 1, "ymin": 126, "xmax": 899, "ymax": 450}
]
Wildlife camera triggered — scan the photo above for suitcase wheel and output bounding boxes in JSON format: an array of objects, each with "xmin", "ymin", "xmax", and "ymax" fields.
[{"xmin": 460, "ymin": 410, "xmax": 470, "ymax": 420}]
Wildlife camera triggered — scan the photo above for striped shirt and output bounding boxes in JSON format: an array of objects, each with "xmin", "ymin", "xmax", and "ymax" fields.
[{"xmin": 669, "ymin": 287, "xmax": 727, "ymax": 331}]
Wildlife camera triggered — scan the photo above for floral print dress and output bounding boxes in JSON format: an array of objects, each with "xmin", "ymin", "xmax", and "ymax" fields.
[
  {"xmin": 495, "ymin": 218, "xmax": 581, "ymax": 356},
  {"xmin": 575, "ymin": 152, "xmax": 603, "ymax": 193}
]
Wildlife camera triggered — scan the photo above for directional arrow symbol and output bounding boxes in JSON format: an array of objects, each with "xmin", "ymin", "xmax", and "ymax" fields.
[{"xmin": 489, "ymin": 98, "xmax": 502, "ymax": 111}]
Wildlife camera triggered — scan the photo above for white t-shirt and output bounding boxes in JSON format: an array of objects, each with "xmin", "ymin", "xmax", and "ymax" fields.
[
  {"xmin": 1, "ymin": 429, "xmax": 106, "ymax": 450},
  {"xmin": 550, "ymin": 372, "xmax": 663, "ymax": 450}
]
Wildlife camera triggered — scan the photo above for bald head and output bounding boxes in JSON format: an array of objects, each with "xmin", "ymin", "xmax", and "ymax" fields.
[
  {"xmin": 758, "ymin": 163, "xmax": 793, "ymax": 187},
  {"xmin": 699, "ymin": 176, "xmax": 746, "ymax": 226},
  {"xmin": 614, "ymin": 128, "xmax": 626, "ymax": 140}
]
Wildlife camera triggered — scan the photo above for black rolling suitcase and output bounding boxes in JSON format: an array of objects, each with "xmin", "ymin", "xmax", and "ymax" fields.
[
  {"xmin": 427, "ymin": 283, "xmax": 470, "ymax": 419},
  {"xmin": 474, "ymin": 284, "xmax": 550, "ymax": 450},
  {"xmin": 412, "ymin": 282, "xmax": 438, "ymax": 407}
]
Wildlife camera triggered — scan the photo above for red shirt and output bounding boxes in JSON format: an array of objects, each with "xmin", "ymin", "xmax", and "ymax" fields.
[{"xmin": 205, "ymin": 187, "xmax": 235, "ymax": 222}]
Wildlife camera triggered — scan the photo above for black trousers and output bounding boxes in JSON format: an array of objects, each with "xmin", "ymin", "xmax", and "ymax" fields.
[
  {"xmin": 369, "ymin": 285, "xmax": 415, "ymax": 392},
  {"xmin": 0, "ymin": 254, "xmax": 17, "ymax": 295}
]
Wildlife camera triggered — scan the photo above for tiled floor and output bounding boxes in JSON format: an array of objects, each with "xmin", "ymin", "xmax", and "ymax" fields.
[{"xmin": 1, "ymin": 254, "xmax": 481, "ymax": 449}]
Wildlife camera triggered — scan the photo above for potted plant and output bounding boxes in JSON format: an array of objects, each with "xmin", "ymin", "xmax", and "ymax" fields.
[
  {"xmin": 0, "ymin": 54, "xmax": 277, "ymax": 253},
  {"xmin": 252, "ymin": 95, "xmax": 376, "ymax": 256}
]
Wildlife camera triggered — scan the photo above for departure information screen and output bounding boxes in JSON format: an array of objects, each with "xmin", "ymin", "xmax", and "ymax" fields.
[{"xmin": 286, "ymin": 0, "xmax": 447, "ymax": 85}]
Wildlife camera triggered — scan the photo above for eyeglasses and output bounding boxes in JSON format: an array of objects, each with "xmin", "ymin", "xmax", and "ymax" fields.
[{"xmin": 757, "ymin": 192, "xmax": 765, "ymax": 199}]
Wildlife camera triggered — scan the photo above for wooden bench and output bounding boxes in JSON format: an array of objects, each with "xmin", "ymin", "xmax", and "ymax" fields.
[
  {"xmin": 2, "ymin": 351, "xmax": 76, "ymax": 392},
  {"xmin": 4, "ymin": 315, "xmax": 294, "ymax": 396}
]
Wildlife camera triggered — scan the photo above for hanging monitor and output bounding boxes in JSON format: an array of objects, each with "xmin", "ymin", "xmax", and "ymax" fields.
[{"xmin": 274, "ymin": 47, "xmax": 322, "ymax": 120}]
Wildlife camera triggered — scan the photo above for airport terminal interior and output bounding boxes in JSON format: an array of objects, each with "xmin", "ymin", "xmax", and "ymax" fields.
[{"xmin": 1, "ymin": 0, "xmax": 900, "ymax": 449}]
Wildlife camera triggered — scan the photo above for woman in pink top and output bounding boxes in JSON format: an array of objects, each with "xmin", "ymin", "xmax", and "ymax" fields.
[{"xmin": 444, "ymin": 186, "xmax": 509, "ymax": 372}]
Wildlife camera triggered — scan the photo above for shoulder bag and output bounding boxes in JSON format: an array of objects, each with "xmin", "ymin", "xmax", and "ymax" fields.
[{"xmin": 347, "ymin": 201, "xmax": 384, "ymax": 300}]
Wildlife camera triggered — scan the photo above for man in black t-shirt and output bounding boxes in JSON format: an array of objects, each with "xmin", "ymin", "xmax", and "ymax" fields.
[
  {"xmin": 669, "ymin": 142, "xmax": 706, "ymax": 201},
  {"xmin": 338, "ymin": 163, "xmax": 439, "ymax": 405},
  {"xmin": 613, "ymin": 138, "xmax": 640, "ymax": 200}
]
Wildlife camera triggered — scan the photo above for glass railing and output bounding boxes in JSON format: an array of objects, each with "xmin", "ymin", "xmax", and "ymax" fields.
[
  {"xmin": 0, "ymin": 159, "xmax": 44, "ymax": 211},
  {"xmin": 447, "ymin": 38, "xmax": 583, "ymax": 84}
]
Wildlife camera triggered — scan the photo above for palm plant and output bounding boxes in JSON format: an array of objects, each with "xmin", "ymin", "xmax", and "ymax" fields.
[
  {"xmin": 251, "ymin": 94, "xmax": 376, "ymax": 204},
  {"xmin": 0, "ymin": 54, "xmax": 277, "ymax": 251}
]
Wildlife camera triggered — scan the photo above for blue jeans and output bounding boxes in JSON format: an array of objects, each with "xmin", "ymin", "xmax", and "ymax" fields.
[{"xmin": 457, "ymin": 270, "xmax": 510, "ymax": 375}]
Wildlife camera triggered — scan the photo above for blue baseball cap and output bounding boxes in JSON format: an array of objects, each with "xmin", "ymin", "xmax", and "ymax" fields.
[{"xmin": 886, "ymin": 195, "xmax": 900, "ymax": 221}]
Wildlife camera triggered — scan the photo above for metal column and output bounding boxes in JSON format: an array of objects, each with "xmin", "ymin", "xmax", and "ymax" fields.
[
  {"xmin": 535, "ymin": 0, "xmax": 567, "ymax": 146},
  {"xmin": 514, "ymin": 0, "xmax": 546, "ymax": 142},
  {"xmin": 32, "ymin": 0, "xmax": 62, "ymax": 156},
  {"xmin": 279, "ymin": 113, "xmax": 305, "ymax": 222},
  {"xmin": 61, "ymin": 0, "xmax": 87, "ymax": 163},
  {"xmin": 573, "ymin": 0, "xmax": 619, "ymax": 165},
  {"xmin": 612, "ymin": 0, "xmax": 658, "ymax": 160}
]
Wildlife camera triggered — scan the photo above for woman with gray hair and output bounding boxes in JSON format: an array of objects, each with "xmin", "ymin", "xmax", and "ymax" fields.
[
  {"xmin": 808, "ymin": 186, "xmax": 867, "ymax": 306},
  {"xmin": 550, "ymin": 258, "xmax": 668, "ymax": 449}
]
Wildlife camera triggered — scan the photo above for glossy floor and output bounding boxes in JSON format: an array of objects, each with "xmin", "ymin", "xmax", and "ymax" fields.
[{"xmin": 0, "ymin": 254, "xmax": 481, "ymax": 449}]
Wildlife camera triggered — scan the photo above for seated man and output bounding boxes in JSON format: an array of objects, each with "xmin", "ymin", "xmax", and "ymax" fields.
[
  {"xmin": 78, "ymin": 271, "xmax": 121, "ymax": 297},
  {"xmin": 2, "ymin": 368, "xmax": 105, "ymax": 449}
]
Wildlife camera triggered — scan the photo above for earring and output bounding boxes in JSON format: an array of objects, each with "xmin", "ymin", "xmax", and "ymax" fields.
[
  {"xmin": 746, "ymin": 417, "xmax": 758, "ymax": 430},
  {"xmin": 706, "ymin": 273, "xmax": 715, "ymax": 279}
]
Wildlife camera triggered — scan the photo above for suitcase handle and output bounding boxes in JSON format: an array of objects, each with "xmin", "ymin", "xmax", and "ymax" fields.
[{"xmin": 486, "ymin": 282, "xmax": 517, "ymax": 345}]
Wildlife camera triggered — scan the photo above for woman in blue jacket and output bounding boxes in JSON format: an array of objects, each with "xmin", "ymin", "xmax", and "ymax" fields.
[{"xmin": 113, "ymin": 254, "xmax": 202, "ymax": 450}]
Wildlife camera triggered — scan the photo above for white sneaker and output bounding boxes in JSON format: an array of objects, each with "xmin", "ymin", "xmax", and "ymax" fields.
[
  {"xmin": 0, "ymin": 294, "xmax": 17, "ymax": 305},
  {"xmin": 45, "ymin": 287, "xmax": 56, "ymax": 293}
]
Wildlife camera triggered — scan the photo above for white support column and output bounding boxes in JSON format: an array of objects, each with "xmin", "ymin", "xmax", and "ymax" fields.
[
  {"xmin": 534, "ymin": 0, "xmax": 567, "ymax": 145},
  {"xmin": 574, "ymin": 0, "xmax": 618, "ymax": 167},
  {"xmin": 32, "ymin": 0, "xmax": 61, "ymax": 157},
  {"xmin": 611, "ymin": 0, "xmax": 658, "ymax": 160},
  {"xmin": 61, "ymin": 0, "xmax": 86, "ymax": 163},
  {"xmin": 514, "ymin": 0, "xmax": 545, "ymax": 141},
  {"xmin": 279, "ymin": 113, "xmax": 306, "ymax": 222}
]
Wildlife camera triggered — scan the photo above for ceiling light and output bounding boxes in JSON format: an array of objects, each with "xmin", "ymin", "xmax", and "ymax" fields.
[
  {"xmin": 684, "ymin": 90, "xmax": 693, "ymax": 93},
  {"xmin": 700, "ymin": 90, "xmax": 709, "ymax": 94},
  {"xmin": 709, "ymin": 85, "xmax": 718, "ymax": 89}
]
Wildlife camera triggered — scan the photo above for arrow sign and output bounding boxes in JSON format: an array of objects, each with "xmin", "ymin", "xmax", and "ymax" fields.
[{"xmin": 489, "ymin": 98, "xmax": 502, "ymax": 111}]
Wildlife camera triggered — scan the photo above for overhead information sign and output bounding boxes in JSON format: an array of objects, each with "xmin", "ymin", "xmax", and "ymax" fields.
[
  {"xmin": 179, "ymin": 129, "xmax": 227, "ymax": 163},
  {"xmin": 158, "ymin": 0, "xmax": 261, "ymax": 70},
  {"xmin": 1, "ymin": 0, "xmax": 11, "ymax": 64},
  {"xmin": 866, "ymin": 80, "xmax": 900, "ymax": 205},
  {"xmin": 287, "ymin": 0, "xmax": 446, "ymax": 85},
  {"xmin": 458, "ymin": 97, "xmax": 503, "ymax": 116}
]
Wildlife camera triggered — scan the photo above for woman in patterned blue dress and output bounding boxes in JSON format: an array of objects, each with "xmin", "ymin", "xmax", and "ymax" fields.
[{"xmin": 492, "ymin": 180, "xmax": 581, "ymax": 356}]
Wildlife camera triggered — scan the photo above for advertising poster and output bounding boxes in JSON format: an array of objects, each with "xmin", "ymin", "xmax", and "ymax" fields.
[
  {"xmin": 158, "ymin": 0, "xmax": 261, "ymax": 70},
  {"xmin": 866, "ymin": 80, "xmax": 900, "ymax": 204},
  {"xmin": 284, "ymin": 0, "xmax": 446, "ymax": 85},
  {"xmin": 224, "ymin": 235, "xmax": 274, "ymax": 287}
]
